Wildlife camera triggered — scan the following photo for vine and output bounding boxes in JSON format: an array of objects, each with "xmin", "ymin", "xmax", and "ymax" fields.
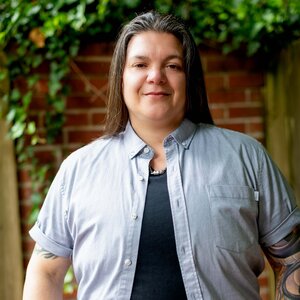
[{"xmin": 0, "ymin": 0, "xmax": 299, "ymax": 294}]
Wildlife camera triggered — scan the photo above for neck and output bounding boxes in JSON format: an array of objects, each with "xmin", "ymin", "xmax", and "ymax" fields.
[
  {"xmin": 130, "ymin": 119, "xmax": 182, "ymax": 171},
  {"xmin": 130, "ymin": 119, "xmax": 181, "ymax": 148}
]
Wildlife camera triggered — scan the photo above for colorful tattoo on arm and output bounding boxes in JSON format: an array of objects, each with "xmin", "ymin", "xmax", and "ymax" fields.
[{"xmin": 265, "ymin": 225, "xmax": 300, "ymax": 299}]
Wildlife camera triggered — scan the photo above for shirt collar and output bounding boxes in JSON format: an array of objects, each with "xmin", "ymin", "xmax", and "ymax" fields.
[
  {"xmin": 122, "ymin": 119, "xmax": 197, "ymax": 159},
  {"xmin": 122, "ymin": 122, "xmax": 147, "ymax": 159},
  {"xmin": 169, "ymin": 119, "xmax": 197, "ymax": 149}
]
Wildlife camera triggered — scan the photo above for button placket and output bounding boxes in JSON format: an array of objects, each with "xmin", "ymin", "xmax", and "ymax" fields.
[
  {"xmin": 124, "ymin": 259, "xmax": 132, "ymax": 267},
  {"xmin": 166, "ymin": 142, "xmax": 203, "ymax": 299},
  {"xmin": 131, "ymin": 213, "xmax": 138, "ymax": 220}
]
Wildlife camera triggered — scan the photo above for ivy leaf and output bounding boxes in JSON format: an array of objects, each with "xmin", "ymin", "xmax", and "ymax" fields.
[
  {"xmin": 27, "ymin": 74, "xmax": 40, "ymax": 88},
  {"xmin": 10, "ymin": 121, "xmax": 26, "ymax": 139},
  {"xmin": 28, "ymin": 207, "xmax": 40, "ymax": 224},
  {"xmin": 11, "ymin": 88, "xmax": 21, "ymax": 101},
  {"xmin": 22, "ymin": 91, "xmax": 33, "ymax": 108},
  {"xmin": 26, "ymin": 121, "xmax": 36, "ymax": 135},
  {"xmin": 247, "ymin": 41, "xmax": 261, "ymax": 56},
  {"xmin": 0, "ymin": 70, "xmax": 7, "ymax": 81},
  {"xmin": 6, "ymin": 108, "xmax": 16, "ymax": 123}
]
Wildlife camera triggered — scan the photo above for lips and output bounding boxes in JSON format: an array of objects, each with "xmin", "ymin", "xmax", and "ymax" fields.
[{"xmin": 144, "ymin": 91, "xmax": 171, "ymax": 96}]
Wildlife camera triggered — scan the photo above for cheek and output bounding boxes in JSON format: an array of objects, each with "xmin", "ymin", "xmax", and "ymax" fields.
[{"xmin": 174, "ymin": 77, "xmax": 186, "ymax": 96}]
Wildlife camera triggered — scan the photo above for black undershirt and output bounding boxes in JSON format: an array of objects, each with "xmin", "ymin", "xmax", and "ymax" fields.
[{"xmin": 130, "ymin": 172, "xmax": 187, "ymax": 300}]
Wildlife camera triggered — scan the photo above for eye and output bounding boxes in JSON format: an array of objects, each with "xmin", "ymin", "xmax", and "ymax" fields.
[
  {"xmin": 166, "ymin": 64, "xmax": 182, "ymax": 71},
  {"xmin": 133, "ymin": 63, "xmax": 147, "ymax": 68}
]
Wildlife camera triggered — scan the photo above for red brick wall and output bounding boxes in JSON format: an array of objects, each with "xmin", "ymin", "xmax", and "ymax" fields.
[{"xmin": 19, "ymin": 43, "xmax": 271, "ymax": 298}]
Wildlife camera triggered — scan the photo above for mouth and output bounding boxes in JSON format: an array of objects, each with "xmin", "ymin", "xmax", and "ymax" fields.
[{"xmin": 144, "ymin": 91, "xmax": 171, "ymax": 96}]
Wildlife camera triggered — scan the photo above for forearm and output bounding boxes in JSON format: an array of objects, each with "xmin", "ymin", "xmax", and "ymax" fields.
[
  {"xmin": 265, "ymin": 225, "xmax": 300, "ymax": 299},
  {"xmin": 272, "ymin": 253, "xmax": 300, "ymax": 300}
]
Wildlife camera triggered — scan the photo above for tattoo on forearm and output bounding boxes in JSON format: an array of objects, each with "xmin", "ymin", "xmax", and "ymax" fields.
[{"xmin": 34, "ymin": 245, "xmax": 58, "ymax": 259}]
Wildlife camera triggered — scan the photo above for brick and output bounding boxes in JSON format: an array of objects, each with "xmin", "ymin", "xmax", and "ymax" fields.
[
  {"xmin": 217, "ymin": 122, "xmax": 246, "ymax": 133},
  {"xmin": 229, "ymin": 73, "xmax": 264, "ymax": 88},
  {"xmin": 34, "ymin": 79, "xmax": 49, "ymax": 94},
  {"xmin": 249, "ymin": 89, "xmax": 265, "ymax": 102},
  {"xmin": 210, "ymin": 107, "xmax": 226, "ymax": 119},
  {"xmin": 66, "ymin": 96, "xmax": 106, "ymax": 109},
  {"xmin": 246, "ymin": 121, "xmax": 265, "ymax": 134},
  {"xmin": 67, "ymin": 129, "xmax": 103, "ymax": 144},
  {"xmin": 205, "ymin": 75, "xmax": 226, "ymax": 91},
  {"xmin": 19, "ymin": 202, "xmax": 33, "ymax": 221},
  {"xmin": 32, "ymin": 61, "xmax": 50, "ymax": 74},
  {"xmin": 229, "ymin": 106, "xmax": 264, "ymax": 118},
  {"xmin": 205, "ymin": 56, "xmax": 256, "ymax": 73},
  {"xmin": 13, "ymin": 77, "xmax": 28, "ymax": 92},
  {"xmin": 200, "ymin": 46, "xmax": 223, "ymax": 57},
  {"xmin": 71, "ymin": 60, "xmax": 111, "ymax": 75},
  {"xmin": 62, "ymin": 145, "xmax": 82, "ymax": 157},
  {"xmin": 91, "ymin": 112, "xmax": 106, "ymax": 124},
  {"xmin": 18, "ymin": 186, "xmax": 32, "ymax": 201},
  {"xmin": 29, "ymin": 96, "xmax": 48, "ymax": 109},
  {"xmin": 22, "ymin": 239, "xmax": 34, "ymax": 253},
  {"xmin": 17, "ymin": 169, "xmax": 31, "ymax": 183},
  {"xmin": 34, "ymin": 149, "xmax": 56, "ymax": 164},
  {"xmin": 64, "ymin": 78, "xmax": 108, "ymax": 93},
  {"xmin": 28, "ymin": 113, "xmax": 43, "ymax": 128},
  {"xmin": 65, "ymin": 112, "xmax": 89, "ymax": 127},
  {"xmin": 21, "ymin": 222, "xmax": 32, "ymax": 236},
  {"xmin": 78, "ymin": 42, "xmax": 115, "ymax": 56},
  {"xmin": 208, "ymin": 90, "xmax": 246, "ymax": 103}
]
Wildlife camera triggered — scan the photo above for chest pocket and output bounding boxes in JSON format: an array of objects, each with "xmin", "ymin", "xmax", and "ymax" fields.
[{"xmin": 208, "ymin": 185, "xmax": 259, "ymax": 253}]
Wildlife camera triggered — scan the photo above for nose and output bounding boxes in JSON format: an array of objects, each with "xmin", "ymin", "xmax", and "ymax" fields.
[{"xmin": 146, "ymin": 67, "xmax": 166, "ymax": 84}]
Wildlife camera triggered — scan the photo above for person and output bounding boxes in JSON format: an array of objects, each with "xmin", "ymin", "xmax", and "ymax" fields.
[{"xmin": 23, "ymin": 11, "xmax": 300, "ymax": 300}]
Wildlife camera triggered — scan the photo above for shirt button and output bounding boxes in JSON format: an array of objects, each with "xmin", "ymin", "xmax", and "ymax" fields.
[
  {"xmin": 143, "ymin": 147, "xmax": 150, "ymax": 154},
  {"xmin": 138, "ymin": 175, "xmax": 144, "ymax": 181},
  {"xmin": 124, "ymin": 259, "xmax": 132, "ymax": 266},
  {"xmin": 131, "ymin": 213, "xmax": 138, "ymax": 220}
]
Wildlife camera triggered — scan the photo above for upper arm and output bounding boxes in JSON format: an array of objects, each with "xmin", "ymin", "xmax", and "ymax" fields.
[{"xmin": 26, "ymin": 243, "xmax": 71, "ymax": 286}]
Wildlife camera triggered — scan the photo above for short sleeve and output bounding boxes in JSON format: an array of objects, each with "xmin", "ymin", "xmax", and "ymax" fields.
[
  {"xmin": 29, "ymin": 160, "xmax": 73, "ymax": 258},
  {"xmin": 258, "ymin": 146, "xmax": 300, "ymax": 247}
]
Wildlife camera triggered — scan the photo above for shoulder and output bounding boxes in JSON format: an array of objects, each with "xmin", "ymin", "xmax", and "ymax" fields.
[
  {"xmin": 61, "ymin": 134, "xmax": 124, "ymax": 171},
  {"xmin": 195, "ymin": 123, "xmax": 263, "ymax": 151}
]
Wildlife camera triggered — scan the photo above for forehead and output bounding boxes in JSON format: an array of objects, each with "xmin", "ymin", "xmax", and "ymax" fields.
[{"xmin": 126, "ymin": 31, "xmax": 183, "ymax": 59}]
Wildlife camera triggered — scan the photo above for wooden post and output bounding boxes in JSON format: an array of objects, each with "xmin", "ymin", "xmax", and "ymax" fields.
[
  {"xmin": 266, "ymin": 40, "xmax": 300, "ymax": 205},
  {"xmin": 0, "ymin": 51, "xmax": 23, "ymax": 299},
  {"xmin": 265, "ymin": 40, "xmax": 300, "ymax": 300}
]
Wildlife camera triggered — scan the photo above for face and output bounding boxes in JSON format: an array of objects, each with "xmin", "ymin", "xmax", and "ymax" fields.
[{"xmin": 122, "ymin": 31, "xmax": 186, "ymax": 131}]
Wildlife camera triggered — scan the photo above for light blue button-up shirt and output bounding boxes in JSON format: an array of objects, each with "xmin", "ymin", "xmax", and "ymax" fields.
[{"xmin": 30, "ymin": 119, "xmax": 300, "ymax": 299}]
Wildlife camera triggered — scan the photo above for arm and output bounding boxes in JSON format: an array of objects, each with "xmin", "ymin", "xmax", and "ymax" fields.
[
  {"xmin": 23, "ymin": 243, "xmax": 71, "ymax": 300},
  {"xmin": 264, "ymin": 225, "xmax": 300, "ymax": 300}
]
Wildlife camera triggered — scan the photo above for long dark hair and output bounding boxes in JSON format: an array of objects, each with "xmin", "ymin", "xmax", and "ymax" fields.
[{"xmin": 104, "ymin": 11, "xmax": 213, "ymax": 136}]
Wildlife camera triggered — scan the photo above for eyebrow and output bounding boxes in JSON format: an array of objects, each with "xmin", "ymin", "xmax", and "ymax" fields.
[{"xmin": 128, "ymin": 54, "xmax": 183, "ymax": 61}]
